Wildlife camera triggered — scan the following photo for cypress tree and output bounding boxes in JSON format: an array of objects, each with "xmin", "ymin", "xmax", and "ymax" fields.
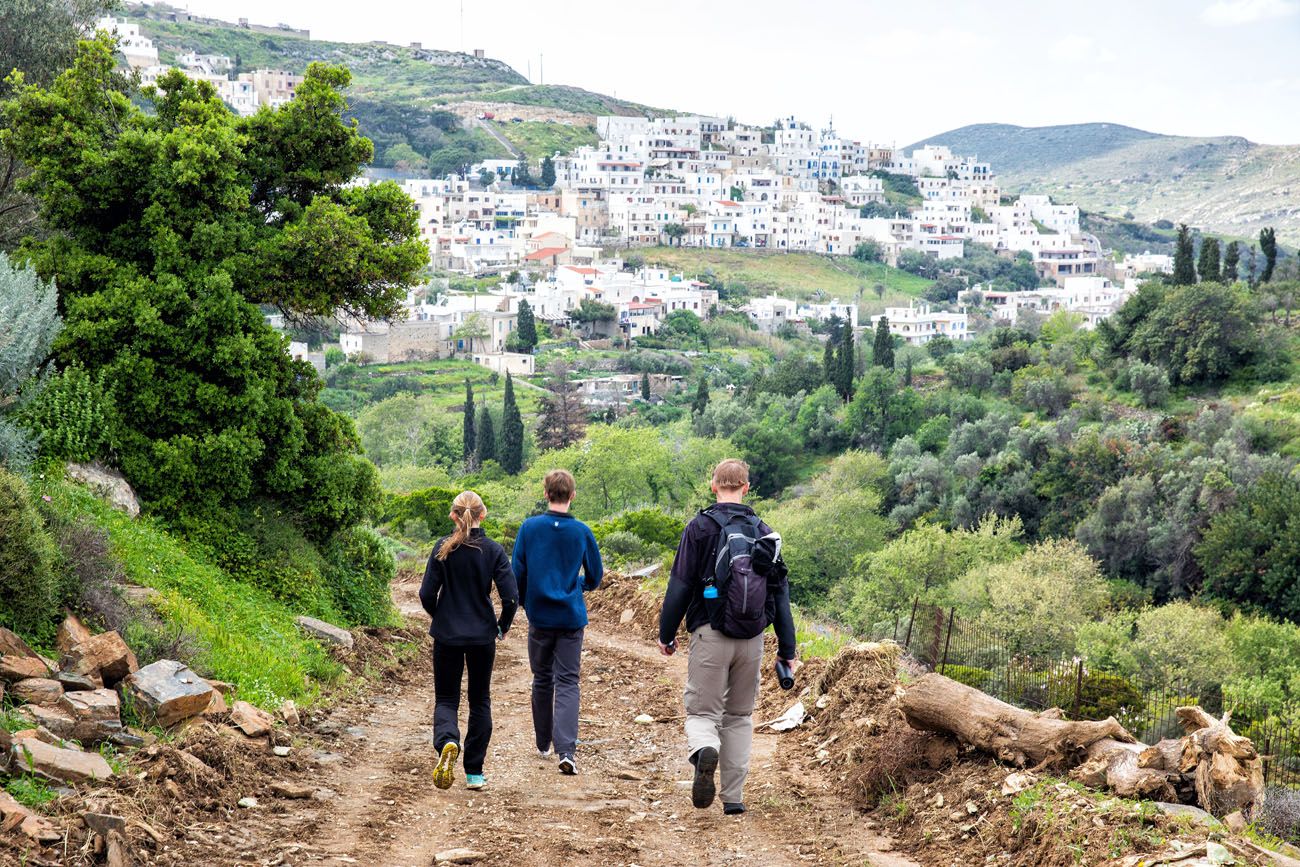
[
  {"xmin": 516, "ymin": 299, "xmax": 538, "ymax": 350},
  {"xmin": 476, "ymin": 403, "xmax": 496, "ymax": 464},
  {"xmin": 501, "ymin": 373, "xmax": 524, "ymax": 474},
  {"xmin": 640, "ymin": 371, "xmax": 651, "ymax": 401},
  {"xmin": 540, "ymin": 156, "xmax": 556, "ymax": 188},
  {"xmin": 1260, "ymin": 227, "xmax": 1278, "ymax": 284},
  {"xmin": 1197, "ymin": 237, "xmax": 1221, "ymax": 283},
  {"xmin": 822, "ymin": 328, "xmax": 837, "ymax": 384},
  {"xmin": 1222, "ymin": 241, "xmax": 1240, "ymax": 283},
  {"xmin": 692, "ymin": 376, "xmax": 710, "ymax": 415},
  {"xmin": 1172, "ymin": 223, "xmax": 1197, "ymax": 285},
  {"xmin": 835, "ymin": 325, "xmax": 855, "ymax": 400},
  {"xmin": 873, "ymin": 316, "xmax": 895, "ymax": 370},
  {"xmin": 462, "ymin": 379, "xmax": 476, "ymax": 466}
]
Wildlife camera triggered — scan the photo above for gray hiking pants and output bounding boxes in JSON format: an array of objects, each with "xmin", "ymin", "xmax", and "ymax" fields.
[
  {"xmin": 527, "ymin": 626, "xmax": 584, "ymax": 757},
  {"xmin": 684, "ymin": 624, "xmax": 765, "ymax": 804}
]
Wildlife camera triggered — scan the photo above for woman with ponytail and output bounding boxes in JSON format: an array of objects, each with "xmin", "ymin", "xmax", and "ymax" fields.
[{"xmin": 419, "ymin": 491, "xmax": 519, "ymax": 791}]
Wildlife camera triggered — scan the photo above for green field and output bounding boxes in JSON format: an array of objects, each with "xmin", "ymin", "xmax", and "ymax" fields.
[
  {"xmin": 324, "ymin": 357, "xmax": 547, "ymax": 420},
  {"xmin": 475, "ymin": 84, "xmax": 672, "ymax": 117},
  {"xmin": 496, "ymin": 120, "xmax": 600, "ymax": 161},
  {"xmin": 632, "ymin": 247, "xmax": 933, "ymax": 313}
]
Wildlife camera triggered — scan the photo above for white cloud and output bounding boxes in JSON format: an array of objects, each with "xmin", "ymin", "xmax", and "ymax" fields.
[
  {"xmin": 1052, "ymin": 35, "xmax": 1117, "ymax": 62},
  {"xmin": 1202, "ymin": 0, "xmax": 1299, "ymax": 25}
]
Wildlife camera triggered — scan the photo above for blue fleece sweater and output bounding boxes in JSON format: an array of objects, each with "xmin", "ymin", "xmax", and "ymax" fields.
[{"xmin": 512, "ymin": 510, "xmax": 603, "ymax": 630}]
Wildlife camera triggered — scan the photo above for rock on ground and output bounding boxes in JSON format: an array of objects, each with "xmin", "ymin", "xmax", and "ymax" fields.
[
  {"xmin": 0, "ymin": 791, "xmax": 61, "ymax": 843},
  {"xmin": 10, "ymin": 736, "xmax": 114, "ymax": 784},
  {"xmin": 18, "ymin": 703, "xmax": 76, "ymax": 739},
  {"xmin": 122, "ymin": 660, "xmax": 215, "ymax": 728},
  {"xmin": 230, "ymin": 700, "xmax": 275, "ymax": 737},
  {"xmin": 434, "ymin": 849, "xmax": 487, "ymax": 864},
  {"xmin": 295, "ymin": 616, "xmax": 354, "ymax": 649},
  {"xmin": 0, "ymin": 626, "xmax": 38, "ymax": 659},
  {"xmin": 57, "ymin": 614, "xmax": 94, "ymax": 655},
  {"xmin": 66, "ymin": 462, "xmax": 140, "ymax": 517},
  {"xmin": 59, "ymin": 688, "xmax": 123, "ymax": 743},
  {"xmin": 12, "ymin": 678, "xmax": 63, "ymax": 706},
  {"xmin": 59, "ymin": 631, "xmax": 138, "ymax": 687},
  {"xmin": 0, "ymin": 654, "xmax": 50, "ymax": 681}
]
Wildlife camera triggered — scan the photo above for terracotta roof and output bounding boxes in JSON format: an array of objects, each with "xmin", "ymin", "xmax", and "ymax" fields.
[
  {"xmin": 525, "ymin": 246, "xmax": 568, "ymax": 260},
  {"xmin": 563, "ymin": 266, "xmax": 598, "ymax": 275},
  {"xmin": 716, "ymin": 200, "xmax": 741, "ymax": 207}
]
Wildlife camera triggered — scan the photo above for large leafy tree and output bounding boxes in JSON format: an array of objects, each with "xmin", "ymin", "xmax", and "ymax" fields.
[
  {"xmin": 1196, "ymin": 472, "xmax": 1300, "ymax": 621},
  {"xmin": 2, "ymin": 38, "xmax": 426, "ymax": 536},
  {"xmin": 0, "ymin": 0, "xmax": 115, "ymax": 249}
]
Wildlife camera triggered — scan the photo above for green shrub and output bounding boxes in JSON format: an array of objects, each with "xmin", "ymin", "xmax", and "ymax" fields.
[
  {"xmin": 597, "ymin": 530, "xmax": 664, "ymax": 568},
  {"xmin": 591, "ymin": 508, "xmax": 685, "ymax": 549},
  {"xmin": 0, "ymin": 468, "xmax": 60, "ymax": 643},
  {"xmin": 1044, "ymin": 668, "xmax": 1144, "ymax": 720},
  {"xmin": 942, "ymin": 664, "xmax": 993, "ymax": 691},
  {"xmin": 21, "ymin": 363, "xmax": 114, "ymax": 462},
  {"xmin": 325, "ymin": 526, "xmax": 399, "ymax": 627}
]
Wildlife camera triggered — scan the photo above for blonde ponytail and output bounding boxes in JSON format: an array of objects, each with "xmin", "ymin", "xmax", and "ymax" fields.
[{"xmin": 435, "ymin": 491, "xmax": 487, "ymax": 560}]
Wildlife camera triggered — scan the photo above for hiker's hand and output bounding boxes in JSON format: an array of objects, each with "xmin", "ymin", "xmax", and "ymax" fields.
[
  {"xmin": 779, "ymin": 657, "xmax": 801, "ymax": 673},
  {"xmin": 658, "ymin": 640, "xmax": 676, "ymax": 657}
]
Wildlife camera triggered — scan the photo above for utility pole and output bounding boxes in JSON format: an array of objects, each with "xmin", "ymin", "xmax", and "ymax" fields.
[{"xmin": 459, "ymin": 0, "xmax": 464, "ymax": 52}]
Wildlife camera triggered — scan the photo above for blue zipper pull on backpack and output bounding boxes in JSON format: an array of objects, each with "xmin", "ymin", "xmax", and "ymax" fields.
[{"xmin": 702, "ymin": 584, "xmax": 719, "ymax": 599}]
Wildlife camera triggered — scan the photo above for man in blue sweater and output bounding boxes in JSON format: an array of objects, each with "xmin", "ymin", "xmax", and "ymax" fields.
[{"xmin": 512, "ymin": 469, "xmax": 603, "ymax": 775}]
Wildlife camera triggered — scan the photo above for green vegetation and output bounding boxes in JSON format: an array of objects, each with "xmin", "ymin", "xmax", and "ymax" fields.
[
  {"xmin": 34, "ymin": 472, "xmax": 345, "ymax": 706},
  {"xmin": 474, "ymin": 84, "xmax": 670, "ymax": 117},
  {"xmin": 496, "ymin": 120, "xmax": 599, "ymax": 161}
]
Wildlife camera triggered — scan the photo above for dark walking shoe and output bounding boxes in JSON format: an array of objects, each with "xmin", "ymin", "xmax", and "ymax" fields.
[
  {"xmin": 724, "ymin": 802, "xmax": 746, "ymax": 815},
  {"xmin": 558, "ymin": 754, "xmax": 577, "ymax": 775},
  {"xmin": 691, "ymin": 746, "xmax": 718, "ymax": 809},
  {"xmin": 432, "ymin": 742, "xmax": 459, "ymax": 790}
]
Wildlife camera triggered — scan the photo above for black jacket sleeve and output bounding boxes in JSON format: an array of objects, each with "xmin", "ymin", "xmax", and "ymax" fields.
[
  {"xmin": 659, "ymin": 519, "xmax": 703, "ymax": 645},
  {"xmin": 418, "ymin": 543, "xmax": 445, "ymax": 622},
  {"xmin": 493, "ymin": 546, "xmax": 520, "ymax": 636},
  {"xmin": 771, "ymin": 580, "xmax": 797, "ymax": 661}
]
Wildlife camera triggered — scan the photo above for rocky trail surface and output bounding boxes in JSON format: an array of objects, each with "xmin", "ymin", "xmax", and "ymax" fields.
[{"xmin": 224, "ymin": 573, "xmax": 914, "ymax": 867}]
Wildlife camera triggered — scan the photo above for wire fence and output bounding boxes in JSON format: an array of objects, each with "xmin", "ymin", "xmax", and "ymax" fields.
[{"xmin": 870, "ymin": 601, "xmax": 1300, "ymax": 788}]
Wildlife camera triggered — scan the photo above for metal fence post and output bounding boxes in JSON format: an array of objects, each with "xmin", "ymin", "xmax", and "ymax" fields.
[
  {"xmin": 903, "ymin": 597, "xmax": 919, "ymax": 650},
  {"xmin": 939, "ymin": 607, "xmax": 956, "ymax": 675},
  {"xmin": 1072, "ymin": 658, "xmax": 1083, "ymax": 720}
]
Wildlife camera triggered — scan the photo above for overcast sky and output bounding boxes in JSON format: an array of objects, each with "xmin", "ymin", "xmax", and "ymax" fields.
[{"xmin": 166, "ymin": 0, "xmax": 1299, "ymax": 145}]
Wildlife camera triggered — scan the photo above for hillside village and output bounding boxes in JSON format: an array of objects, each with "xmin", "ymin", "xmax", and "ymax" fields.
[{"xmin": 98, "ymin": 12, "xmax": 1179, "ymax": 379}]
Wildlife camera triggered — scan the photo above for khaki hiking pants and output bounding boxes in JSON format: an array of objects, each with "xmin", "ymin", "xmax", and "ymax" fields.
[{"xmin": 684, "ymin": 624, "xmax": 765, "ymax": 804}]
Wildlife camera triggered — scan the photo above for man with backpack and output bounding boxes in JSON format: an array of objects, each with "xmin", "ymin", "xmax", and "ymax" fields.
[
  {"xmin": 657, "ymin": 458, "xmax": 797, "ymax": 815},
  {"xmin": 513, "ymin": 469, "xmax": 604, "ymax": 776}
]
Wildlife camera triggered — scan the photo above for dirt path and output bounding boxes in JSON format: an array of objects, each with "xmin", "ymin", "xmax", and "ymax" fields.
[{"xmin": 248, "ymin": 575, "xmax": 915, "ymax": 867}]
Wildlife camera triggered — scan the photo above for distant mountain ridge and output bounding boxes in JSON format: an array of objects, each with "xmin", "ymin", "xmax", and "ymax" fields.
[{"xmin": 908, "ymin": 122, "xmax": 1300, "ymax": 246}]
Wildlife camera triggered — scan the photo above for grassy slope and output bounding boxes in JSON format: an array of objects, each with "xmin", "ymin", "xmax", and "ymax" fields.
[
  {"xmin": 475, "ymin": 84, "xmax": 673, "ymax": 117},
  {"xmin": 33, "ymin": 475, "xmax": 344, "ymax": 707},
  {"xmin": 325, "ymin": 357, "xmax": 547, "ymax": 419},
  {"xmin": 634, "ymin": 246, "xmax": 933, "ymax": 312},
  {"xmin": 912, "ymin": 122, "xmax": 1300, "ymax": 246},
  {"xmin": 495, "ymin": 120, "xmax": 600, "ymax": 161}
]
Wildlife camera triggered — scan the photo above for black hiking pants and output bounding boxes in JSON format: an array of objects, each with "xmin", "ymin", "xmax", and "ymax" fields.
[{"xmin": 432, "ymin": 641, "xmax": 496, "ymax": 775}]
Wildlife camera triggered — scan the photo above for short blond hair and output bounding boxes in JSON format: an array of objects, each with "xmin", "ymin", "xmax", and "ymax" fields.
[
  {"xmin": 711, "ymin": 459, "xmax": 750, "ymax": 491},
  {"xmin": 543, "ymin": 469, "xmax": 576, "ymax": 504}
]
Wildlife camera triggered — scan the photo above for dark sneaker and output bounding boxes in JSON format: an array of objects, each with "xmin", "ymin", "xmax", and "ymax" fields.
[
  {"xmin": 558, "ymin": 754, "xmax": 577, "ymax": 775},
  {"xmin": 432, "ymin": 742, "xmax": 460, "ymax": 790},
  {"xmin": 724, "ymin": 802, "xmax": 746, "ymax": 815},
  {"xmin": 691, "ymin": 746, "xmax": 718, "ymax": 809}
]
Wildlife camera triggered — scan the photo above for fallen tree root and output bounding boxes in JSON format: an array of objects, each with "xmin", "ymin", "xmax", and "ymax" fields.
[{"xmin": 898, "ymin": 672, "xmax": 1264, "ymax": 819}]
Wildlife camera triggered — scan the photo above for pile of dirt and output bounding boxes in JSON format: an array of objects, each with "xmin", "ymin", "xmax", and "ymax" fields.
[
  {"xmin": 585, "ymin": 571, "xmax": 671, "ymax": 644},
  {"xmin": 881, "ymin": 759, "xmax": 1279, "ymax": 867}
]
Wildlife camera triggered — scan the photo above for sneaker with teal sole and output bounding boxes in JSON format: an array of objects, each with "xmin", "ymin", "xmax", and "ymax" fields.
[
  {"xmin": 465, "ymin": 774, "xmax": 486, "ymax": 790},
  {"xmin": 432, "ymin": 742, "xmax": 459, "ymax": 790}
]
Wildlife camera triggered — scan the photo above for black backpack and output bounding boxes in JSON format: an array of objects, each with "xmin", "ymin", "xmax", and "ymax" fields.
[{"xmin": 699, "ymin": 507, "xmax": 786, "ymax": 640}]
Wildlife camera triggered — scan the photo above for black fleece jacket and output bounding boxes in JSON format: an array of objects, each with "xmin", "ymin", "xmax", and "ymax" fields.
[
  {"xmin": 420, "ymin": 529, "xmax": 519, "ymax": 645},
  {"xmin": 658, "ymin": 502, "xmax": 797, "ymax": 660}
]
